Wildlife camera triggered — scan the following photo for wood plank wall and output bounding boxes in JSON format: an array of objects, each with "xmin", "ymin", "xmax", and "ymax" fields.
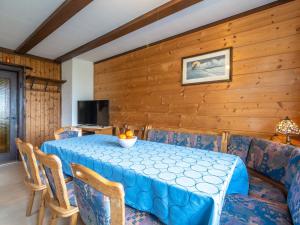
[
  {"xmin": 94, "ymin": 1, "xmax": 300, "ymax": 138},
  {"xmin": 0, "ymin": 52, "xmax": 61, "ymax": 146}
]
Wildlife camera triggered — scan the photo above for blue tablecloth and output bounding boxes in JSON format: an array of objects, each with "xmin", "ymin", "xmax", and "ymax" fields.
[{"xmin": 41, "ymin": 135, "xmax": 249, "ymax": 225}]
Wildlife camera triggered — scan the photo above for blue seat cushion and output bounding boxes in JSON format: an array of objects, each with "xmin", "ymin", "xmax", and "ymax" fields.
[
  {"xmin": 288, "ymin": 171, "xmax": 300, "ymax": 225},
  {"xmin": 125, "ymin": 206, "xmax": 162, "ymax": 225},
  {"xmin": 59, "ymin": 131, "xmax": 80, "ymax": 139},
  {"xmin": 249, "ymin": 175, "xmax": 286, "ymax": 204},
  {"xmin": 220, "ymin": 194, "xmax": 292, "ymax": 225},
  {"xmin": 247, "ymin": 138, "xmax": 300, "ymax": 190}
]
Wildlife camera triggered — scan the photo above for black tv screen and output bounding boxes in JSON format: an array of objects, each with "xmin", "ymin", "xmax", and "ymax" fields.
[{"xmin": 78, "ymin": 100, "xmax": 109, "ymax": 126}]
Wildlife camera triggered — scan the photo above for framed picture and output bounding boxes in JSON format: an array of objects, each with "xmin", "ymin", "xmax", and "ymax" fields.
[{"xmin": 182, "ymin": 48, "xmax": 232, "ymax": 85}]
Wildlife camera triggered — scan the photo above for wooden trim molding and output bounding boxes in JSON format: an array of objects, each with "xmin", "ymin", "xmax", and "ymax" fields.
[
  {"xmin": 94, "ymin": 0, "xmax": 293, "ymax": 65},
  {"xmin": 56, "ymin": 0, "xmax": 202, "ymax": 62},
  {"xmin": 16, "ymin": 0, "xmax": 93, "ymax": 54},
  {"xmin": 0, "ymin": 46, "xmax": 58, "ymax": 63}
]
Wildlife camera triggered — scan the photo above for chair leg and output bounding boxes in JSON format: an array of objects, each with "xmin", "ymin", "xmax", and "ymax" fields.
[
  {"xmin": 48, "ymin": 213, "xmax": 58, "ymax": 225},
  {"xmin": 26, "ymin": 190, "xmax": 36, "ymax": 216},
  {"xmin": 37, "ymin": 190, "xmax": 47, "ymax": 225},
  {"xmin": 70, "ymin": 213, "xmax": 78, "ymax": 225}
]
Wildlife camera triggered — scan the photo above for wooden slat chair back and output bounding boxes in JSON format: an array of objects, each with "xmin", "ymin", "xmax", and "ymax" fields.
[
  {"xmin": 15, "ymin": 138, "xmax": 47, "ymax": 225},
  {"xmin": 114, "ymin": 124, "xmax": 152, "ymax": 140},
  {"xmin": 34, "ymin": 148, "xmax": 78, "ymax": 225},
  {"xmin": 54, "ymin": 127, "xmax": 82, "ymax": 140},
  {"xmin": 71, "ymin": 163, "xmax": 125, "ymax": 225}
]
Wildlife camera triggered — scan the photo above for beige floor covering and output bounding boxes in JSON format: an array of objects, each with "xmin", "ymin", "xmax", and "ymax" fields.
[{"xmin": 0, "ymin": 162, "xmax": 84, "ymax": 225}]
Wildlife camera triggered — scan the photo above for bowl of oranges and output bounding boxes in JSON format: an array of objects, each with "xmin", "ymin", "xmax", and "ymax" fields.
[{"xmin": 118, "ymin": 130, "xmax": 137, "ymax": 148}]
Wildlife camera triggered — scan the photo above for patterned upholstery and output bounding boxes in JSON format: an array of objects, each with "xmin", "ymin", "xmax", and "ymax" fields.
[
  {"xmin": 73, "ymin": 177, "xmax": 162, "ymax": 225},
  {"xmin": 227, "ymin": 135, "xmax": 253, "ymax": 163},
  {"xmin": 147, "ymin": 129, "xmax": 221, "ymax": 151},
  {"xmin": 220, "ymin": 194, "xmax": 292, "ymax": 225},
  {"xmin": 23, "ymin": 154, "xmax": 48, "ymax": 185},
  {"xmin": 58, "ymin": 131, "xmax": 80, "ymax": 140},
  {"xmin": 73, "ymin": 177, "xmax": 110, "ymax": 225},
  {"xmin": 249, "ymin": 175, "xmax": 286, "ymax": 204},
  {"xmin": 125, "ymin": 206, "xmax": 162, "ymax": 225},
  {"xmin": 247, "ymin": 138, "xmax": 300, "ymax": 190},
  {"xmin": 288, "ymin": 171, "xmax": 300, "ymax": 225},
  {"xmin": 23, "ymin": 154, "xmax": 33, "ymax": 179},
  {"xmin": 44, "ymin": 167, "xmax": 77, "ymax": 206},
  {"xmin": 147, "ymin": 129, "xmax": 173, "ymax": 144}
]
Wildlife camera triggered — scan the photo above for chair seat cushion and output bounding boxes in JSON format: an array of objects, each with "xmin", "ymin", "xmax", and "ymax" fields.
[
  {"xmin": 125, "ymin": 206, "xmax": 162, "ymax": 225},
  {"xmin": 220, "ymin": 194, "xmax": 292, "ymax": 225},
  {"xmin": 249, "ymin": 175, "xmax": 286, "ymax": 204}
]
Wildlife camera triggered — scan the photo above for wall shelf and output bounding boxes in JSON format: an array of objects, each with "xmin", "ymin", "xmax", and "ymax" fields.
[{"xmin": 26, "ymin": 75, "xmax": 66, "ymax": 92}]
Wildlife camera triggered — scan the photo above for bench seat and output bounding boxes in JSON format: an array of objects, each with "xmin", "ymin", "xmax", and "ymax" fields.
[
  {"xmin": 249, "ymin": 175, "xmax": 286, "ymax": 204},
  {"xmin": 220, "ymin": 194, "xmax": 292, "ymax": 225}
]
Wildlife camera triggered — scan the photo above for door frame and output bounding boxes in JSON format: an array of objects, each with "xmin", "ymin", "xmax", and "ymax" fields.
[{"xmin": 0, "ymin": 63, "xmax": 25, "ymax": 158}]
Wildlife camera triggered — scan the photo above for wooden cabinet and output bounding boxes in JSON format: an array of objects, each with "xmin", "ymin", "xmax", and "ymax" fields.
[{"xmin": 77, "ymin": 126, "xmax": 113, "ymax": 135}]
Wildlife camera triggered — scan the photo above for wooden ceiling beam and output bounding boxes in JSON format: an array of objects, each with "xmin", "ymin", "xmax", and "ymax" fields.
[
  {"xmin": 56, "ymin": 0, "xmax": 202, "ymax": 62},
  {"xmin": 16, "ymin": 0, "xmax": 92, "ymax": 54}
]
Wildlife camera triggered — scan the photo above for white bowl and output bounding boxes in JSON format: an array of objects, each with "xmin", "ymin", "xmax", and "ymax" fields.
[{"xmin": 118, "ymin": 136, "xmax": 137, "ymax": 148}]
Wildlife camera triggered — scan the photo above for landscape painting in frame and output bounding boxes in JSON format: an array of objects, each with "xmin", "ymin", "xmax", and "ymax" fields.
[{"xmin": 182, "ymin": 48, "xmax": 232, "ymax": 85}]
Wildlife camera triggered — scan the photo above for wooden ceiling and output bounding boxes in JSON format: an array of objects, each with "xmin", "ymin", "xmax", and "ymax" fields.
[
  {"xmin": 16, "ymin": 0, "xmax": 92, "ymax": 54},
  {"xmin": 0, "ymin": 0, "xmax": 286, "ymax": 62},
  {"xmin": 55, "ymin": 0, "xmax": 202, "ymax": 62}
]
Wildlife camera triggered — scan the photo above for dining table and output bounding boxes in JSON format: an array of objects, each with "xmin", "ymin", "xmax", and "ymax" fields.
[{"xmin": 41, "ymin": 134, "xmax": 249, "ymax": 225}]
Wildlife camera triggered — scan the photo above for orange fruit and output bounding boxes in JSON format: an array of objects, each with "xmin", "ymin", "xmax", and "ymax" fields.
[
  {"xmin": 125, "ymin": 130, "xmax": 134, "ymax": 138},
  {"xmin": 119, "ymin": 134, "xmax": 127, "ymax": 139}
]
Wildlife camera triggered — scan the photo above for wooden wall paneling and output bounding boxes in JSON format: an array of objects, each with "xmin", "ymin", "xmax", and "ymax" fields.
[
  {"xmin": 0, "ymin": 50, "xmax": 61, "ymax": 146},
  {"xmin": 94, "ymin": 0, "xmax": 300, "ymax": 138}
]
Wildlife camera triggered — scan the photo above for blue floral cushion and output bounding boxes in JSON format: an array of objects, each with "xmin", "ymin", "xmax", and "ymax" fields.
[
  {"xmin": 247, "ymin": 138, "xmax": 299, "ymax": 189},
  {"xmin": 227, "ymin": 135, "xmax": 253, "ymax": 163},
  {"xmin": 190, "ymin": 134, "xmax": 221, "ymax": 151},
  {"xmin": 72, "ymin": 177, "xmax": 162, "ymax": 225},
  {"xmin": 147, "ymin": 129, "xmax": 172, "ymax": 144},
  {"xmin": 147, "ymin": 129, "xmax": 222, "ymax": 151},
  {"xmin": 288, "ymin": 171, "xmax": 300, "ymax": 225},
  {"xmin": 249, "ymin": 175, "xmax": 286, "ymax": 204},
  {"xmin": 285, "ymin": 147, "xmax": 300, "ymax": 190},
  {"xmin": 125, "ymin": 206, "xmax": 162, "ymax": 225},
  {"xmin": 67, "ymin": 181, "xmax": 77, "ymax": 207},
  {"xmin": 220, "ymin": 194, "xmax": 292, "ymax": 225},
  {"xmin": 73, "ymin": 177, "xmax": 111, "ymax": 225},
  {"xmin": 44, "ymin": 167, "xmax": 76, "ymax": 206},
  {"xmin": 58, "ymin": 131, "xmax": 80, "ymax": 140}
]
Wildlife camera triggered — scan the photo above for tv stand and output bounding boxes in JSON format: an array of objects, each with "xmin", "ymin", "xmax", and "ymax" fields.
[{"xmin": 76, "ymin": 125, "xmax": 112, "ymax": 135}]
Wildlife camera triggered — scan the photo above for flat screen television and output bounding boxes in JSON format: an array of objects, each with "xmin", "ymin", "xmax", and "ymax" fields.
[{"xmin": 77, "ymin": 100, "xmax": 109, "ymax": 126}]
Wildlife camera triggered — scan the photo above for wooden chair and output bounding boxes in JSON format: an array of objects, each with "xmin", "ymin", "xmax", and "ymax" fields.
[
  {"xmin": 114, "ymin": 124, "xmax": 152, "ymax": 140},
  {"xmin": 71, "ymin": 163, "xmax": 161, "ymax": 225},
  {"xmin": 34, "ymin": 148, "xmax": 79, "ymax": 225},
  {"xmin": 15, "ymin": 138, "xmax": 47, "ymax": 225},
  {"xmin": 54, "ymin": 127, "xmax": 82, "ymax": 140}
]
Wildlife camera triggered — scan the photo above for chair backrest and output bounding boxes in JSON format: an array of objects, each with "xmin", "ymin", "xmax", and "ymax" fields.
[
  {"xmin": 247, "ymin": 138, "xmax": 300, "ymax": 190},
  {"xmin": 227, "ymin": 134, "xmax": 253, "ymax": 163},
  {"xmin": 147, "ymin": 129, "xmax": 225, "ymax": 152},
  {"xmin": 114, "ymin": 124, "xmax": 151, "ymax": 140},
  {"xmin": 35, "ymin": 148, "xmax": 71, "ymax": 210},
  {"xmin": 15, "ymin": 138, "xmax": 43, "ymax": 186},
  {"xmin": 54, "ymin": 127, "xmax": 82, "ymax": 140},
  {"xmin": 287, "ymin": 170, "xmax": 300, "ymax": 225},
  {"xmin": 71, "ymin": 163, "xmax": 125, "ymax": 225}
]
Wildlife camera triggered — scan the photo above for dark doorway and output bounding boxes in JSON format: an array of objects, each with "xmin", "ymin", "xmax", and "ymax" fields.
[{"xmin": 0, "ymin": 63, "xmax": 25, "ymax": 164}]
